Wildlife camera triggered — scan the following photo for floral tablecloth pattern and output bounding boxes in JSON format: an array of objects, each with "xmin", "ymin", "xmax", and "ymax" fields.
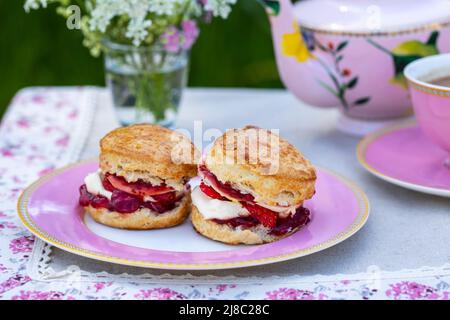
[{"xmin": 1, "ymin": 87, "xmax": 450, "ymax": 300}]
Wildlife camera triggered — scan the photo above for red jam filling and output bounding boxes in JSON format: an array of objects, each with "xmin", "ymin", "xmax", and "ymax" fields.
[
  {"xmin": 269, "ymin": 207, "xmax": 310, "ymax": 236},
  {"xmin": 79, "ymin": 174, "xmax": 182, "ymax": 214},
  {"xmin": 105, "ymin": 173, "xmax": 173, "ymax": 197},
  {"xmin": 213, "ymin": 207, "xmax": 310, "ymax": 236},
  {"xmin": 199, "ymin": 165, "xmax": 310, "ymax": 231},
  {"xmin": 212, "ymin": 216, "xmax": 260, "ymax": 229},
  {"xmin": 199, "ymin": 182, "xmax": 229, "ymax": 201},
  {"xmin": 199, "ymin": 165, "xmax": 254, "ymax": 202},
  {"xmin": 199, "ymin": 165, "xmax": 279, "ymax": 228}
]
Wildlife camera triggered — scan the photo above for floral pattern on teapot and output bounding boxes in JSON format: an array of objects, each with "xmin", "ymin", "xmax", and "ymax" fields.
[
  {"xmin": 260, "ymin": 0, "xmax": 450, "ymax": 120},
  {"xmin": 281, "ymin": 23, "xmax": 371, "ymax": 110},
  {"xmin": 368, "ymin": 31, "xmax": 440, "ymax": 89}
]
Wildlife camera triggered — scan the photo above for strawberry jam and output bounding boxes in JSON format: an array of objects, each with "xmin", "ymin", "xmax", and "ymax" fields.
[
  {"xmin": 143, "ymin": 192, "xmax": 183, "ymax": 213},
  {"xmin": 79, "ymin": 185, "xmax": 110, "ymax": 209},
  {"xmin": 269, "ymin": 207, "xmax": 310, "ymax": 236},
  {"xmin": 213, "ymin": 207, "xmax": 310, "ymax": 236},
  {"xmin": 212, "ymin": 216, "xmax": 260, "ymax": 229},
  {"xmin": 79, "ymin": 172, "xmax": 183, "ymax": 214},
  {"xmin": 110, "ymin": 190, "xmax": 141, "ymax": 213},
  {"xmin": 199, "ymin": 165, "xmax": 254, "ymax": 202},
  {"xmin": 105, "ymin": 173, "xmax": 174, "ymax": 197}
]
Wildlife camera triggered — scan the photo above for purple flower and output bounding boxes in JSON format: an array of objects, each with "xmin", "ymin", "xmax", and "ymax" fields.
[
  {"xmin": 0, "ymin": 275, "xmax": 32, "ymax": 295},
  {"xmin": 93, "ymin": 282, "xmax": 112, "ymax": 292},
  {"xmin": 386, "ymin": 281, "xmax": 441, "ymax": 300},
  {"xmin": 9, "ymin": 236, "xmax": 34, "ymax": 254},
  {"xmin": 134, "ymin": 288, "xmax": 186, "ymax": 300},
  {"xmin": 265, "ymin": 288, "xmax": 328, "ymax": 300},
  {"xmin": 31, "ymin": 95, "xmax": 44, "ymax": 104},
  {"xmin": 0, "ymin": 148, "xmax": 13, "ymax": 157},
  {"xmin": 214, "ymin": 284, "xmax": 236, "ymax": 294},
  {"xmin": 181, "ymin": 20, "xmax": 200, "ymax": 50},
  {"xmin": 0, "ymin": 221, "xmax": 17, "ymax": 230},
  {"xmin": 17, "ymin": 118, "xmax": 30, "ymax": 128},
  {"xmin": 11, "ymin": 290, "xmax": 75, "ymax": 300},
  {"xmin": 56, "ymin": 135, "xmax": 70, "ymax": 147},
  {"xmin": 161, "ymin": 27, "xmax": 181, "ymax": 53}
]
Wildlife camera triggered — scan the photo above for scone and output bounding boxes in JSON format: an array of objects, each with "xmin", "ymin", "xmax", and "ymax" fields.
[
  {"xmin": 79, "ymin": 124, "xmax": 199, "ymax": 230},
  {"xmin": 191, "ymin": 126, "xmax": 316, "ymax": 244}
]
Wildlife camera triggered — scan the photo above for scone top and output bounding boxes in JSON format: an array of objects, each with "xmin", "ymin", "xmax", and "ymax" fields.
[
  {"xmin": 204, "ymin": 126, "xmax": 317, "ymax": 207},
  {"xmin": 100, "ymin": 124, "xmax": 199, "ymax": 183}
]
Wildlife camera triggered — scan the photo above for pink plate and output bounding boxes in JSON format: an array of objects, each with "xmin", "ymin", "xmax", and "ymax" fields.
[
  {"xmin": 18, "ymin": 160, "xmax": 369, "ymax": 270},
  {"xmin": 358, "ymin": 121, "xmax": 450, "ymax": 197}
]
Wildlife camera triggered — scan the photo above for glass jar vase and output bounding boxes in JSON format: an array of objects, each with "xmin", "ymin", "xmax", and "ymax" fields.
[{"xmin": 103, "ymin": 40, "xmax": 189, "ymax": 127}]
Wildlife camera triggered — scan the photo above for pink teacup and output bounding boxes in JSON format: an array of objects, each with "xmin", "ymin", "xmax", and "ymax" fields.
[{"xmin": 404, "ymin": 54, "xmax": 450, "ymax": 168}]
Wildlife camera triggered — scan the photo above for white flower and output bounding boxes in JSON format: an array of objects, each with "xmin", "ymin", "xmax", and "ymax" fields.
[
  {"xmin": 24, "ymin": 0, "xmax": 48, "ymax": 12},
  {"xmin": 204, "ymin": 0, "xmax": 237, "ymax": 19},
  {"xmin": 24, "ymin": 0, "xmax": 236, "ymax": 48},
  {"xmin": 89, "ymin": 0, "xmax": 121, "ymax": 33},
  {"xmin": 148, "ymin": 0, "xmax": 184, "ymax": 15},
  {"xmin": 90, "ymin": 0, "xmax": 157, "ymax": 46},
  {"xmin": 126, "ymin": 18, "xmax": 153, "ymax": 46}
]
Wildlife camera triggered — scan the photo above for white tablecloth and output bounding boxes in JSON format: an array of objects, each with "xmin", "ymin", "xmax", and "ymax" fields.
[{"xmin": 2, "ymin": 87, "xmax": 450, "ymax": 300}]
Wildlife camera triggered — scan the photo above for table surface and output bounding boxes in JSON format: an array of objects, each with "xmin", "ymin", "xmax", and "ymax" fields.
[{"xmin": 46, "ymin": 88, "xmax": 450, "ymax": 279}]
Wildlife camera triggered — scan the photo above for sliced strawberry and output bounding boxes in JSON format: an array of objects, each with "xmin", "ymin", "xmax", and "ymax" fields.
[
  {"xmin": 200, "ymin": 183, "xmax": 228, "ymax": 201},
  {"xmin": 106, "ymin": 173, "xmax": 173, "ymax": 197},
  {"xmin": 199, "ymin": 165, "xmax": 254, "ymax": 202},
  {"xmin": 241, "ymin": 202, "xmax": 277, "ymax": 228},
  {"xmin": 102, "ymin": 176, "xmax": 115, "ymax": 192}
]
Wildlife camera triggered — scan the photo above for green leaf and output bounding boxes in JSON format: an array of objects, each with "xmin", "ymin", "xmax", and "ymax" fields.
[
  {"xmin": 346, "ymin": 77, "xmax": 358, "ymax": 89},
  {"xmin": 353, "ymin": 97, "xmax": 371, "ymax": 106},
  {"xmin": 258, "ymin": 0, "xmax": 280, "ymax": 16},
  {"xmin": 426, "ymin": 31, "xmax": 439, "ymax": 46},
  {"xmin": 393, "ymin": 54, "xmax": 422, "ymax": 75},
  {"xmin": 392, "ymin": 41, "xmax": 439, "ymax": 57},
  {"xmin": 318, "ymin": 80, "xmax": 338, "ymax": 96},
  {"xmin": 336, "ymin": 41, "xmax": 348, "ymax": 52}
]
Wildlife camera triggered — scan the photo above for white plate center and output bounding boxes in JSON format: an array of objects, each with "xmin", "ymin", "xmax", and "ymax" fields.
[{"xmin": 84, "ymin": 214, "xmax": 245, "ymax": 252}]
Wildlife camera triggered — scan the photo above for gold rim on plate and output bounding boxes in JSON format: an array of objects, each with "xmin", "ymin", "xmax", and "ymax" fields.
[
  {"xmin": 17, "ymin": 160, "xmax": 370, "ymax": 270},
  {"xmin": 357, "ymin": 120, "xmax": 450, "ymax": 197}
]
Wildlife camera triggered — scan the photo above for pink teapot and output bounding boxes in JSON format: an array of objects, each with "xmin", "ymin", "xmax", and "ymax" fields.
[{"xmin": 260, "ymin": 0, "xmax": 450, "ymax": 132}]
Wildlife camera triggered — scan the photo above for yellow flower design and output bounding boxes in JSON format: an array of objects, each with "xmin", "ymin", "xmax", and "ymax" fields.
[{"xmin": 281, "ymin": 23, "xmax": 313, "ymax": 62}]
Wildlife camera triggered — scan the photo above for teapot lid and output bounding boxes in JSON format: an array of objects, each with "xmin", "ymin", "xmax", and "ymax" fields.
[{"xmin": 294, "ymin": 0, "xmax": 450, "ymax": 35}]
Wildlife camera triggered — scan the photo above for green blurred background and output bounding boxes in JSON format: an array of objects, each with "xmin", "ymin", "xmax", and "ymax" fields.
[{"xmin": 0, "ymin": 1, "xmax": 283, "ymax": 118}]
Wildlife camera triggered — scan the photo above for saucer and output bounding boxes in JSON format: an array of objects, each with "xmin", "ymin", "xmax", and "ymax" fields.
[{"xmin": 357, "ymin": 121, "xmax": 450, "ymax": 197}]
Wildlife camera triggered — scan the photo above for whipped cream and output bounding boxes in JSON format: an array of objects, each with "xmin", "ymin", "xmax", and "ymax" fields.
[
  {"xmin": 84, "ymin": 170, "xmax": 112, "ymax": 200},
  {"xmin": 191, "ymin": 187, "xmax": 249, "ymax": 220}
]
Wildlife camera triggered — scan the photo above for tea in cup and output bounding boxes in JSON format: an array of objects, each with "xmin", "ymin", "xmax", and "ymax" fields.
[{"xmin": 404, "ymin": 54, "xmax": 450, "ymax": 168}]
